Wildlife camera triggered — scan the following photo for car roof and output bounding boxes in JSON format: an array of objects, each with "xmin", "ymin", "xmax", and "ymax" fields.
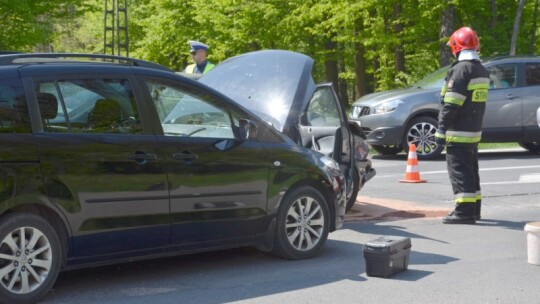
[
  {"xmin": 484, "ymin": 55, "xmax": 540, "ymax": 64},
  {"xmin": 0, "ymin": 53, "xmax": 174, "ymax": 72}
]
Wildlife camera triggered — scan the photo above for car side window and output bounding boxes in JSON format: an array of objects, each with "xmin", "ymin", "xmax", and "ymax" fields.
[
  {"xmin": 488, "ymin": 64, "xmax": 516, "ymax": 89},
  {"xmin": 525, "ymin": 63, "xmax": 540, "ymax": 86},
  {"xmin": 305, "ymin": 87, "xmax": 341, "ymax": 127},
  {"xmin": 35, "ymin": 79, "xmax": 142, "ymax": 134},
  {"xmin": 144, "ymin": 79, "xmax": 234, "ymax": 139},
  {"xmin": 0, "ymin": 78, "xmax": 31, "ymax": 133}
]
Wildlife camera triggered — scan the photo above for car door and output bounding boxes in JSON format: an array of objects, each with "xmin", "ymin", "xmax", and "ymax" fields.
[
  {"xmin": 522, "ymin": 62, "xmax": 540, "ymax": 141},
  {"xmin": 22, "ymin": 69, "xmax": 171, "ymax": 262},
  {"xmin": 138, "ymin": 76, "xmax": 270, "ymax": 247},
  {"xmin": 483, "ymin": 63, "xmax": 522, "ymax": 141},
  {"xmin": 297, "ymin": 85, "xmax": 352, "ymax": 174}
]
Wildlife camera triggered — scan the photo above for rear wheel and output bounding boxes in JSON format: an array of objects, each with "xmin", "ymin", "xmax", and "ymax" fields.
[
  {"xmin": 0, "ymin": 213, "xmax": 62, "ymax": 304},
  {"xmin": 519, "ymin": 142, "xmax": 540, "ymax": 153},
  {"xmin": 272, "ymin": 186, "xmax": 329, "ymax": 260},
  {"xmin": 370, "ymin": 144, "xmax": 403, "ymax": 156},
  {"xmin": 403, "ymin": 116, "xmax": 444, "ymax": 160}
]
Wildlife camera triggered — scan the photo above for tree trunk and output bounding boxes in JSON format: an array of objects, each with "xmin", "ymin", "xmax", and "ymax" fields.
[
  {"xmin": 393, "ymin": 4, "xmax": 405, "ymax": 72},
  {"xmin": 439, "ymin": 4, "xmax": 455, "ymax": 67},
  {"xmin": 338, "ymin": 63, "xmax": 349, "ymax": 108},
  {"xmin": 510, "ymin": 0, "xmax": 526, "ymax": 55},
  {"xmin": 490, "ymin": 0, "xmax": 497, "ymax": 29},
  {"xmin": 530, "ymin": 0, "xmax": 539, "ymax": 54},
  {"xmin": 353, "ymin": 19, "xmax": 368, "ymax": 99},
  {"xmin": 324, "ymin": 39, "xmax": 341, "ymax": 104}
]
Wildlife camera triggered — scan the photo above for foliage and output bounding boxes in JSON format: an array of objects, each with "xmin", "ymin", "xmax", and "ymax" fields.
[{"xmin": 2, "ymin": 0, "xmax": 540, "ymax": 105}]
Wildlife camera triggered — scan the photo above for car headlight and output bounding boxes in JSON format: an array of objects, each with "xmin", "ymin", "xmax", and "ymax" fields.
[
  {"xmin": 320, "ymin": 155, "xmax": 340, "ymax": 171},
  {"xmin": 372, "ymin": 99, "xmax": 404, "ymax": 114}
]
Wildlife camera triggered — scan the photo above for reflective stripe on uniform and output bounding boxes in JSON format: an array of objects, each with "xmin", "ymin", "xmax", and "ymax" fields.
[
  {"xmin": 455, "ymin": 192, "xmax": 477, "ymax": 204},
  {"xmin": 468, "ymin": 77, "xmax": 490, "ymax": 102},
  {"xmin": 476, "ymin": 191, "xmax": 482, "ymax": 201},
  {"xmin": 467, "ymin": 77, "xmax": 490, "ymax": 89},
  {"xmin": 444, "ymin": 92, "xmax": 466, "ymax": 106},
  {"xmin": 446, "ymin": 130, "xmax": 482, "ymax": 143}
]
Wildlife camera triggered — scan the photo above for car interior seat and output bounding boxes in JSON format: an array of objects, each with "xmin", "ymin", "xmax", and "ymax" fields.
[{"xmin": 37, "ymin": 92, "xmax": 59, "ymax": 132}]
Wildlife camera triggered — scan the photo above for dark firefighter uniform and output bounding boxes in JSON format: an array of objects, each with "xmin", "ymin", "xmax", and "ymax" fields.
[{"xmin": 436, "ymin": 59, "xmax": 490, "ymax": 223}]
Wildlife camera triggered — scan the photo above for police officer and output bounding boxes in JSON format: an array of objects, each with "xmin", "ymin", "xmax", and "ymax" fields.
[
  {"xmin": 436, "ymin": 27, "xmax": 490, "ymax": 224},
  {"xmin": 184, "ymin": 40, "xmax": 215, "ymax": 74}
]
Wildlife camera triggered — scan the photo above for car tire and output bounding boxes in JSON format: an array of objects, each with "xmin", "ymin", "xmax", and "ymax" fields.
[
  {"xmin": 345, "ymin": 169, "xmax": 360, "ymax": 212},
  {"xmin": 370, "ymin": 144, "xmax": 403, "ymax": 156},
  {"xmin": 519, "ymin": 142, "xmax": 540, "ymax": 153},
  {"xmin": 403, "ymin": 116, "xmax": 444, "ymax": 160},
  {"xmin": 272, "ymin": 186, "xmax": 330, "ymax": 260},
  {"xmin": 0, "ymin": 213, "xmax": 62, "ymax": 304}
]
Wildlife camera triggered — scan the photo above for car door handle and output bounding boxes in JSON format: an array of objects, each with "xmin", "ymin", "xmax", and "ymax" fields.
[
  {"xmin": 129, "ymin": 153, "xmax": 157, "ymax": 165},
  {"xmin": 173, "ymin": 151, "xmax": 199, "ymax": 160},
  {"xmin": 505, "ymin": 94, "xmax": 519, "ymax": 100},
  {"xmin": 129, "ymin": 153, "xmax": 157, "ymax": 161}
]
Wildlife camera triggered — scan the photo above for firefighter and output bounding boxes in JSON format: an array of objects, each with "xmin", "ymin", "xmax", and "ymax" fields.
[
  {"xmin": 184, "ymin": 40, "xmax": 215, "ymax": 74},
  {"xmin": 436, "ymin": 27, "xmax": 490, "ymax": 224}
]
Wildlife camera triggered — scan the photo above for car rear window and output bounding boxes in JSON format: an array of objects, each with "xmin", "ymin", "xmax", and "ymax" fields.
[{"xmin": 0, "ymin": 78, "xmax": 31, "ymax": 133}]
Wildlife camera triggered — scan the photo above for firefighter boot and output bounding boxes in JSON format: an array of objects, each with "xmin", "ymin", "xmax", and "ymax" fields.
[
  {"xmin": 475, "ymin": 200, "xmax": 481, "ymax": 220},
  {"xmin": 443, "ymin": 203, "xmax": 476, "ymax": 224}
]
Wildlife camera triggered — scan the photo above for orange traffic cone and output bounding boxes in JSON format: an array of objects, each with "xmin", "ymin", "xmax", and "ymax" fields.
[{"xmin": 399, "ymin": 144, "xmax": 426, "ymax": 183}]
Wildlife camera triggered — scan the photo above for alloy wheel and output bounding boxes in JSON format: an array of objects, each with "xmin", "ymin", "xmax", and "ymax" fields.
[
  {"xmin": 0, "ymin": 226, "xmax": 53, "ymax": 295},
  {"xmin": 285, "ymin": 196, "xmax": 325, "ymax": 252}
]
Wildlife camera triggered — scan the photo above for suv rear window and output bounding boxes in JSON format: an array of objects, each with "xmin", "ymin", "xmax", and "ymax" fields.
[{"xmin": 0, "ymin": 78, "xmax": 31, "ymax": 133}]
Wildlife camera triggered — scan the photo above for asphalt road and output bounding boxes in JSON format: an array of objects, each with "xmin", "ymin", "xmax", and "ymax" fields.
[{"xmin": 42, "ymin": 149, "xmax": 540, "ymax": 304}]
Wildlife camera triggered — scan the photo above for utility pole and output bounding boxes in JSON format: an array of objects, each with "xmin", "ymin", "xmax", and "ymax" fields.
[{"xmin": 104, "ymin": 0, "xmax": 129, "ymax": 57}]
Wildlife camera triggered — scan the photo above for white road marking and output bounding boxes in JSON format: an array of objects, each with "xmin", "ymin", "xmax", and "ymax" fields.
[
  {"xmin": 376, "ymin": 165, "xmax": 540, "ymax": 179},
  {"xmin": 481, "ymin": 173, "xmax": 540, "ymax": 185}
]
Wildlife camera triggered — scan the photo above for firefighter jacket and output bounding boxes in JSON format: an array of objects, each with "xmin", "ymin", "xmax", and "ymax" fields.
[{"xmin": 437, "ymin": 59, "xmax": 490, "ymax": 146}]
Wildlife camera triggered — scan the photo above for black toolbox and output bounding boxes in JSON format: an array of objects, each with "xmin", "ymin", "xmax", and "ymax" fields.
[{"xmin": 363, "ymin": 236, "xmax": 412, "ymax": 278}]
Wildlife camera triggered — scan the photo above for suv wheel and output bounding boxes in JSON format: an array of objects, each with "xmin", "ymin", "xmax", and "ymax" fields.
[
  {"xmin": 0, "ymin": 213, "xmax": 62, "ymax": 304},
  {"xmin": 272, "ymin": 186, "xmax": 329, "ymax": 260},
  {"xmin": 519, "ymin": 142, "xmax": 540, "ymax": 153},
  {"xmin": 403, "ymin": 116, "xmax": 444, "ymax": 160},
  {"xmin": 370, "ymin": 144, "xmax": 403, "ymax": 156}
]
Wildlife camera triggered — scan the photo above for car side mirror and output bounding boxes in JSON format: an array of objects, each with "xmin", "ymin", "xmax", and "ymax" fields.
[{"xmin": 239, "ymin": 119, "xmax": 258, "ymax": 140}]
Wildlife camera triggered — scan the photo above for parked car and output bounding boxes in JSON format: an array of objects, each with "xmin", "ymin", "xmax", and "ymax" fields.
[
  {"xmin": 349, "ymin": 56, "xmax": 540, "ymax": 160},
  {"xmin": 0, "ymin": 53, "xmax": 346, "ymax": 303},
  {"xmin": 200, "ymin": 50, "xmax": 376, "ymax": 211}
]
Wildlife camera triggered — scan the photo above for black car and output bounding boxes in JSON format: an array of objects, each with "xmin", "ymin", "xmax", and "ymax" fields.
[
  {"xmin": 200, "ymin": 50, "xmax": 376, "ymax": 211},
  {"xmin": 0, "ymin": 53, "xmax": 346, "ymax": 304}
]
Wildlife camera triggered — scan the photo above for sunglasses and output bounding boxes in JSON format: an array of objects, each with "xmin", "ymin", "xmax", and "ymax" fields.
[{"xmin": 190, "ymin": 51, "xmax": 198, "ymax": 55}]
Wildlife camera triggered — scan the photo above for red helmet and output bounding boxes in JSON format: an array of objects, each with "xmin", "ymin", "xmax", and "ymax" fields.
[{"xmin": 447, "ymin": 27, "xmax": 480, "ymax": 55}]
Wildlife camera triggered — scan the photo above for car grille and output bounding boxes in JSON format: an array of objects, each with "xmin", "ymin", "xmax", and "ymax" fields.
[{"xmin": 350, "ymin": 105, "xmax": 370, "ymax": 118}]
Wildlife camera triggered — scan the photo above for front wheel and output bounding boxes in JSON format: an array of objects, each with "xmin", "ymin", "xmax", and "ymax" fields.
[
  {"xmin": 0, "ymin": 213, "xmax": 62, "ymax": 304},
  {"xmin": 519, "ymin": 142, "xmax": 540, "ymax": 153},
  {"xmin": 403, "ymin": 116, "xmax": 444, "ymax": 160},
  {"xmin": 272, "ymin": 186, "xmax": 330, "ymax": 260}
]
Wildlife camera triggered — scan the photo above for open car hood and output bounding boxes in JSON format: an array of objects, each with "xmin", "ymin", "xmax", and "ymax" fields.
[{"xmin": 200, "ymin": 50, "xmax": 316, "ymax": 132}]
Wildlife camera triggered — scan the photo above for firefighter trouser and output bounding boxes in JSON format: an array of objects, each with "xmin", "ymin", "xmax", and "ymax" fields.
[{"xmin": 446, "ymin": 145, "xmax": 480, "ymax": 216}]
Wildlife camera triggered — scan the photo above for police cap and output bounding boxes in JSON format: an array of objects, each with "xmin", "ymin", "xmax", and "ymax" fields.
[{"xmin": 188, "ymin": 40, "xmax": 209, "ymax": 52}]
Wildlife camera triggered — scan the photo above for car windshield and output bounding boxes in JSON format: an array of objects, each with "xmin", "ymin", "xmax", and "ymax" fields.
[{"xmin": 413, "ymin": 65, "xmax": 450, "ymax": 89}]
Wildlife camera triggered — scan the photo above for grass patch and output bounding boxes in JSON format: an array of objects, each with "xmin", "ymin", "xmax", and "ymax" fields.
[{"xmin": 478, "ymin": 142, "xmax": 520, "ymax": 149}]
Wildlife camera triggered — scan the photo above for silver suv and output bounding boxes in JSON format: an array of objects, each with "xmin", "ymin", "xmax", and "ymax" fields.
[{"xmin": 350, "ymin": 56, "xmax": 540, "ymax": 160}]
